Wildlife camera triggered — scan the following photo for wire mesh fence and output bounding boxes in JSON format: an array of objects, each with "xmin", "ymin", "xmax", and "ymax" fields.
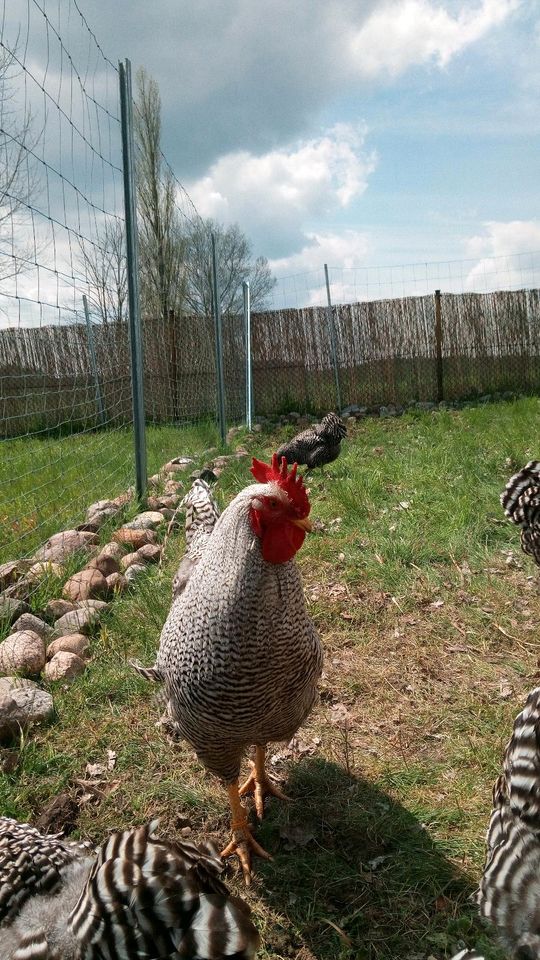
[
  {"xmin": 1, "ymin": 1, "xmax": 540, "ymax": 575},
  {"xmin": 0, "ymin": 1, "xmax": 140, "ymax": 567}
]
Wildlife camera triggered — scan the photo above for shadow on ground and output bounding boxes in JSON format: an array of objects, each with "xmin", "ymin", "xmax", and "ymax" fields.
[{"xmin": 249, "ymin": 758, "xmax": 496, "ymax": 960}]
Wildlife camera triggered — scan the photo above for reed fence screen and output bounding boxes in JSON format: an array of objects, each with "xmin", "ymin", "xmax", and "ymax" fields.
[{"xmin": 2, "ymin": 286, "xmax": 539, "ymax": 437}]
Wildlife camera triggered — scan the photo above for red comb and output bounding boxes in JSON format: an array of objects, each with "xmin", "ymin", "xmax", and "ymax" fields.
[{"xmin": 251, "ymin": 454, "xmax": 310, "ymax": 517}]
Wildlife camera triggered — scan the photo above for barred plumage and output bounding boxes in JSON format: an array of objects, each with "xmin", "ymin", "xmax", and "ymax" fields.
[
  {"xmin": 0, "ymin": 819, "xmax": 259, "ymax": 960},
  {"xmin": 157, "ymin": 478, "xmax": 322, "ymax": 783},
  {"xmin": 501, "ymin": 460, "xmax": 540, "ymax": 564},
  {"xmin": 276, "ymin": 412, "xmax": 347, "ymax": 469},
  {"xmin": 146, "ymin": 455, "xmax": 323, "ymax": 880},
  {"xmin": 171, "ymin": 478, "xmax": 220, "ymax": 600},
  {"xmin": 477, "ymin": 687, "xmax": 540, "ymax": 957}
]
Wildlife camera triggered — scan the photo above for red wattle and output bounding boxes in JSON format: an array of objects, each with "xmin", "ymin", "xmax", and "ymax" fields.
[{"xmin": 260, "ymin": 521, "xmax": 305, "ymax": 564}]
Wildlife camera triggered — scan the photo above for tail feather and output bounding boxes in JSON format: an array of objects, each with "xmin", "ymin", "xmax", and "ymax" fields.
[{"xmin": 129, "ymin": 658, "xmax": 164, "ymax": 683}]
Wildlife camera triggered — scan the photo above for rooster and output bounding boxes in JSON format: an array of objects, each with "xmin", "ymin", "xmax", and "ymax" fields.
[
  {"xmin": 501, "ymin": 460, "xmax": 540, "ymax": 564},
  {"xmin": 0, "ymin": 818, "xmax": 259, "ymax": 959},
  {"xmin": 137, "ymin": 454, "xmax": 322, "ymax": 883},
  {"xmin": 276, "ymin": 412, "xmax": 346, "ymax": 470}
]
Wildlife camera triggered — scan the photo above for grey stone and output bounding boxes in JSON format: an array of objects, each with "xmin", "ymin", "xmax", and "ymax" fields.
[
  {"xmin": 124, "ymin": 563, "xmax": 146, "ymax": 582},
  {"xmin": 0, "ymin": 596, "xmax": 30, "ymax": 626},
  {"xmin": 11, "ymin": 613, "xmax": 54, "ymax": 641},
  {"xmin": 45, "ymin": 599, "xmax": 77, "ymax": 620},
  {"xmin": 122, "ymin": 511, "xmax": 165, "ymax": 531},
  {"xmin": 54, "ymin": 607, "xmax": 101, "ymax": 637},
  {"xmin": 0, "ymin": 678, "xmax": 54, "ymax": 741},
  {"xmin": 33, "ymin": 530, "xmax": 98, "ymax": 563},
  {"xmin": 0, "ymin": 561, "xmax": 29, "ymax": 591},
  {"xmin": 0, "ymin": 631, "xmax": 46, "ymax": 676}
]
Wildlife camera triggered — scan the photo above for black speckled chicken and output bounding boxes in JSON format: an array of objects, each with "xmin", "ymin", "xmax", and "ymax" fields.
[
  {"xmin": 0, "ymin": 818, "xmax": 259, "ymax": 959},
  {"xmin": 501, "ymin": 460, "xmax": 540, "ymax": 565},
  {"xmin": 139, "ymin": 454, "xmax": 323, "ymax": 883},
  {"xmin": 276, "ymin": 412, "xmax": 346, "ymax": 470}
]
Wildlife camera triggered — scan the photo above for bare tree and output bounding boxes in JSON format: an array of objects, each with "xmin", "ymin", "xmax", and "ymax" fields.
[
  {"xmin": 184, "ymin": 219, "xmax": 276, "ymax": 316},
  {"xmin": 0, "ymin": 43, "xmax": 42, "ymax": 281},
  {"xmin": 134, "ymin": 68, "xmax": 186, "ymax": 320},
  {"xmin": 78, "ymin": 218, "xmax": 127, "ymax": 324}
]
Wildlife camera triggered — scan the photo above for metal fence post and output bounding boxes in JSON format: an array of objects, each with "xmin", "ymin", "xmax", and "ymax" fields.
[
  {"xmin": 211, "ymin": 232, "xmax": 227, "ymax": 444},
  {"xmin": 434, "ymin": 289, "xmax": 444, "ymax": 402},
  {"xmin": 82, "ymin": 294, "xmax": 106, "ymax": 426},
  {"xmin": 243, "ymin": 280, "xmax": 253, "ymax": 430},
  {"xmin": 324, "ymin": 263, "xmax": 342, "ymax": 412},
  {"xmin": 119, "ymin": 58, "xmax": 147, "ymax": 499}
]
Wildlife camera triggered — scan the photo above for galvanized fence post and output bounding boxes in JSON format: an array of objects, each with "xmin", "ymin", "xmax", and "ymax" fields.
[
  {"xmin": 82, "ymin": 294, "xmax": 106, "ymax": 426},
  {"xmin": 324, "ymin": 263, "xmax": 342, "ymax": 413},
  {"xmin": 434, "ymin": 289, "xmax": 444, "ymax": 402},
  {"xmin": 243, "ymin": 280, "xmax": 252, "ymax": 430},
  {"xmin": 211, "ymin": 232, "xmax": 227, "ymax": 444},
  {"xmin": 119, "ymin": 58, "xmax": 147, "ymax": 499}
]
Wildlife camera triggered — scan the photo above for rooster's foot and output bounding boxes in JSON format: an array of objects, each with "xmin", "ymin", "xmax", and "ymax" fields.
[
  {"xmin": 220, "ymin": 820, "xmax": 272, "ymax": 885},
  {"xmin": 239, "ymin": 747, "xmax": 290, "ymax": 819}
]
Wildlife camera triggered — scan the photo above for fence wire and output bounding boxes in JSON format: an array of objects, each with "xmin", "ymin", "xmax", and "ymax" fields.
[
  {"xmin": 1, "ymin": 0, "xmax": 540, "ymax": 575},
  {"xmin": 0, "ymin": 1, "xmax": 134, "ymax": 566}
]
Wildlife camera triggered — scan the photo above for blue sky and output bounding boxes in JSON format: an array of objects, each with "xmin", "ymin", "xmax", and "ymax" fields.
[{"xmin": 3, "ymin": 0, "xmax": 540, "ymax": 319}]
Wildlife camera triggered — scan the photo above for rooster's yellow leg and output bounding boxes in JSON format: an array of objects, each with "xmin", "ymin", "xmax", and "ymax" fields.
[
  {"xmin": 220, "ymin": 781, "xmax": 272, "ymax": 885},
  {"xmin": 239, "ymin": 745, "xmax": 290, "ymax": 819}
]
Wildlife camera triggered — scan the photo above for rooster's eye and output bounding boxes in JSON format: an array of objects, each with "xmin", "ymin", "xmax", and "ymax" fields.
[{"xmin": 267, "ymin": 498, "xmax": 279, "ymax": 509}]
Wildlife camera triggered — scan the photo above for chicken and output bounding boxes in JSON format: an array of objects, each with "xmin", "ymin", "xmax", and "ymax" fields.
[
  {"xmin": 0, "ymin": 818, "xmax": 259, "ymax": 959},
  {"xmin": 171, "ymin": 477, "xmax": 220, "ymax": 600},
  {"xmin": 276, "ymin": 412, "xmax": 347, "ymax": 470},
  {"xmin": 139, "ymin": 454, "xmax": 323, "ymax": 883},
  {"xmin": 501, "ymin": 460, "xmax": 540, "ymax": 564},
  {"xmin": 476, "ymin": 686, "xmax": 540, "ymax": 958}
]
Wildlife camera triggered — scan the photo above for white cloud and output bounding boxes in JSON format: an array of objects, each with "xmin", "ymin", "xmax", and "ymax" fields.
[
  {"xmin": 464, "ymin": 219, "xmax": 540, "ymax": 290},
  {"xmin": 350, "ymin": 0, "xmax": 520, "ymax": 78},
  {"xmin": 269, "ymin": 230, "xmax": 371, "ymax": 275},
  {"xmin": 187, "ymin": 124, "xmax": 376, "ymax": 255}
]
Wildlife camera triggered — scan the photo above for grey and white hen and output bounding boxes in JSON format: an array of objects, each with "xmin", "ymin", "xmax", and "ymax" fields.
[
  {"xmin": 0, "ymin": 818, "xmax": 259, "ymax": 959},
  {"xmin": 276, "ymin": 412, "xmax": 346, "ymax": 470},
  {"xmin": 501, "ymin": 460, "xmax": 540, "ymax": 565},
  {"xmin": 477, "ymin": 686, "xmax": 540, "ymax": 958},
  {"xmin": 171, "ymin": 478, "xmax": 220, "ymax": 600}
]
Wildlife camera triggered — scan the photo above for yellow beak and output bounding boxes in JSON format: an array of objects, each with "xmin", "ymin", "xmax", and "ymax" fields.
[{"xmin": 290, "ymin": 516, "xmax": 313, "ymax": 533}]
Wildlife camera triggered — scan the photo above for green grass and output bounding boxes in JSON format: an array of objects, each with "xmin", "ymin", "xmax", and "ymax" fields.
[
  {"xmin": 3, "ymin": 397, "xmax": 540, "ymax": 958},
  {"xmin": 0, "ymin": 420, "xmax": 221, "ymax": 564}
]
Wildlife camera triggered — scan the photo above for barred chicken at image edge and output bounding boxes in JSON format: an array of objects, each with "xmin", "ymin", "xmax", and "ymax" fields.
[
  {"xmin": 134, "ymin": 454, "xmax": 323, "ymax": 883},
  {"xmin": 276, "ymin": 412, "xmax": 347, "ymax": 469},
  {"xmin": 0, "ymin": 820, "xmax": 259, "ymax": 959},
  {"xmin": 501, "ymin": 460, "xmax": 540, "ymax": 566}
]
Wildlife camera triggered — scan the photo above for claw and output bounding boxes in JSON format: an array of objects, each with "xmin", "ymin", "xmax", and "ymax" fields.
[
  {"xmin": 221, "ymin": 820, "xmax": 272, "ymax": 885},
  {"xmin": 239, "ymin": 760, "xmax": 290, "ymax": 819}
]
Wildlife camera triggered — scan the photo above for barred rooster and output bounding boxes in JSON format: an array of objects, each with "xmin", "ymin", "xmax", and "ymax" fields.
[
  {"xmin": 0, "ymin": 818, "xmax": 259, "ymax": 959},
  {"xmin": 276, "ymin": 412, "xmax": 346, "ymax": 470},
  {"xmin": 136, "ymin": 455, "xmax": 323, "ymax": 883},
  {"xmin": 171, "ymin": 478, "xmax": 220, "ymax": 600},
  {"xmin": 501, "ymin": 460, "xmax": 540, "ymax": 564}
]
